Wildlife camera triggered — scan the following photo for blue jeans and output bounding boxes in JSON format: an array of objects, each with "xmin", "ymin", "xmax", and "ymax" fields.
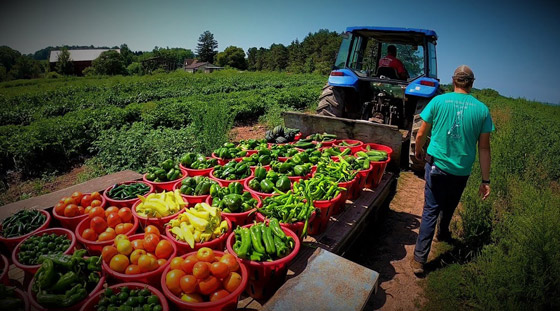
[{"xmin": 414, "ymin": 162, "xmax": 469, "ymax": 263}]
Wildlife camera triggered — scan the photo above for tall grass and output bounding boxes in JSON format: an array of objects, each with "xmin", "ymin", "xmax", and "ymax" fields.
[{"xmin": 424, "ymin": 90, "xmax": 560, "ymax": 310}]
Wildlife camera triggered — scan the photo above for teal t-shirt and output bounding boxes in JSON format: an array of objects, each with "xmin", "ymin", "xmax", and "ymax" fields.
[{"xmin": 420, "ymin": 92, "xmax": 495, "ymax": 176}]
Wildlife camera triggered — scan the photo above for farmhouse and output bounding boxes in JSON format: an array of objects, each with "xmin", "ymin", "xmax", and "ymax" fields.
[
  {"xmin": 184, "ymin": 59, "xmax": 223, "ymax": 73},
  {"xmin": 49, "ymin": 49, "xmax": 120, "ymax": 75}
]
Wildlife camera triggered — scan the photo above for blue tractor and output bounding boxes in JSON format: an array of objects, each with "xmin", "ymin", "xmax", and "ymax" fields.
[{"xmin": 317, "ymin": 26, "xmax": 442, "ymax": 170}]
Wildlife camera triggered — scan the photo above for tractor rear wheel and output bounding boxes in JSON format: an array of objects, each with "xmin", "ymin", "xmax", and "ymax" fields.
[{"xmin": 316, "ymin": 84, "xmax": 345, "ymax": 117}]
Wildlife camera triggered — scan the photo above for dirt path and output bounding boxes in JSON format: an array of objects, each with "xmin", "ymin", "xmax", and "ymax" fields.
[{"xmin": 346, "ymin": 171, "xmax": 430, "ymax": 310}]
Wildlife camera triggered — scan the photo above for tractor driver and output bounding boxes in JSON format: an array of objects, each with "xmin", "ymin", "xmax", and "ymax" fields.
[{"xmin": 378, "ymin": 45, "xmax": 409, "ymax": 80}]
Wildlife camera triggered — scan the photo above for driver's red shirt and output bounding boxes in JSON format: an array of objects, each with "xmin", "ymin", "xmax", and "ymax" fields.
[{"xmin": 378, "ymin": 55, "xmax": 406, "ymax": 76}]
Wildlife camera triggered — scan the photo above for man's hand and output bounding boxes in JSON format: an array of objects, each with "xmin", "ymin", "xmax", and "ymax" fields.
[
  {"xmin": 415, "ymin": 148, "xmax": 425, "ymax": 162},
  {"xmin": 479, "ymin": 183, "xmax": 490, "ymax": 200}
]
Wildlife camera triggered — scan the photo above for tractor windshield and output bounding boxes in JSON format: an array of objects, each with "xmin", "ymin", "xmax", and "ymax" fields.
[{"xmin": 338, "ymin": 31, "xmax": 431, "ymax": 81}]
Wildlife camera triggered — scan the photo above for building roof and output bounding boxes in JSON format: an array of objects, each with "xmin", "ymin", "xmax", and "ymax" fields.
[
  {"xmin": 49, "ymin": 49, "xmax": 120, "ymax": 62},
  {"xmin": 185, "ymin": 61, "xmax": 213, "ymax": 69}
]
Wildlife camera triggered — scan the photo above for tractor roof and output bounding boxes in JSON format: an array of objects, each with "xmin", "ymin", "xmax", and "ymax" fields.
[{"xmin": 346, "ymin": 26, "xmax": 438, "ymax": 44}]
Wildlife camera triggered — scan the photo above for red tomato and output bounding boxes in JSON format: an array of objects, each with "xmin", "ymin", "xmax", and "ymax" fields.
[
  {"xmin": 143, "ymin": 233, "xmax": 160, "ymax": 252},
  {"xmin": 101, "ymin": 245, "xmax": 118, "ymax": 264},
  {"xmin": 54, "ymin": 202, "xmax": 66, "ymax": 215},
  {"xmin": 71, "ymin": 191, "xmax": 84, "ymax": 204},
  {"xmin": 155, "ymin": 240, "xmax": 173, "ymax": 259},
  {"xmin": 125, "ymin": 264, "xmax": 141, "ymax": 275},
  {"xmin": 198, "ymin": 275, "xmax": 221, "ymax": 295},
  {"xmin": 210, "ymin": 289, "xmax": 230, "ymax": 302},
  {"xmin": 219, "ymin": 253, "xmax": 239, "ymax": 272},
  {"xmin": 138, "ymin": 254, "xmax": 158, "ymax": 272},
  {"xmin": 64, "ymin": 204, "xmax": 80, "ymax": 217},
  {"xmin": 91, "ymin": 200, "xmax": 102, "ymax": 208},
  {"xmin": 90, "ymin": 216, "xmax": 108, "ymax": 234},
  {"xmin": 77, "ymin": 206, "xmax": 85, "ymax": 215},
  {"xmin": 144, "ymin": 225, "xmax": 160, "ymax": 237},
  {"xmin": 63, "ymin": 197, "xmax": 77, "ymax": 206},
  {"xmin": 98, "ymin": 229, "xmax": 116, "ymax": 242},
  {"xmin": 192, "ymin": 261, "xmax": 210, "ymax": 279},
  {"xmin": 210, "ymin": 262, "xmax": 230, "ymax": 279},
  {"xmin": 81, "ymin": 228, "xmax": 97, "ymax": 241},
  {"xmin": 181, "ymin": 255, "xmax": 199, "ymax": 274},
  {"xmin": 130, "ymin": 249, "xmax": 147, "ymax": 265},
  {"xmin": 90, "ymin": 191, "xmax": 102, "ymax": 201},
  {"xmin": 196, "ymin": 247, "xmax": 215, "ymax": 262},
  {"xmin": 106, "ymin": 212, "xmax": 122, "ymax": 228},
  {"xmin": 166, "ymin": 269, "xmax": 186, "ymax": 293},
  {"xmin": 109, "ymin": 254, "xmax": 129, "ymax": 273},
  {"xmin": 105, "ymin": 206, "xmax": 119, "ymax": 217},
  {"xmin": 117, "ymin": 207, "xmax": 133, "ymax": 223},
  {"xmin": 169, "ymin": 257, "xmax": 184, "ymax": 270},
  {"xmin": 180, "ymin": 275, "xmax": 198, "ymax": 294},
  {"xmin": 157, "ymin": 258, "xmax": 167, "ymax": 267},
  {"xmin": 83, "ymin": 206, "xmax": 92, "ymax": 215},
  {"xmin": 181, "ymin": 293, "xmax": 203, "ymax": 303},
  {"xmin": 81, "ymin": 194, "xmax": 93, "ymax": 208},
  {"xmin": 223, "ymin": 272, "xmax": 242, "ymax": 293},
  {"xmin": 89, "ymin": 206, "xmax": 105, "ymax": 219},
  {"xmin": 114, "ymin": 223, "xmax": 126, "ymax": 235},
  {"xmin": 131, "ymin": 239, "xmax": 145, "ymax": 250}
]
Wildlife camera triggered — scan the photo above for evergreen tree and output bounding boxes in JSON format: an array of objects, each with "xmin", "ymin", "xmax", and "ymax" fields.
[{"xmin": 196, "ymin": 31, "xmax": 218, "ymax": 63}]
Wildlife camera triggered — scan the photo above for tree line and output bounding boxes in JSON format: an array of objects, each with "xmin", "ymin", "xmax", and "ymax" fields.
[{"xmin": 0, "ymin": 29, "xmax": 341, "ymax": 81}]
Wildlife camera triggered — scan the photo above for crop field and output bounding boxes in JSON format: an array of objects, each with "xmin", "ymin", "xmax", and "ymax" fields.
[{"xmin": 0, "ymin": 70, "xmax": 325, "ymax": 181}]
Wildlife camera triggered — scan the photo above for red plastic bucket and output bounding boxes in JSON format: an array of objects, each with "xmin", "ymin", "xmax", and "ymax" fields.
[
  {"xmin": 160, "ymin": 251, "xmax": 248, "ymax": 311},
  {"xmin": 102, "ymin": 181, "xmax": 154, "ymax": 208},
  {"xmin": 334, "ymin": 139, "xmax": 364, "ymax": 154},
  {"xmin": 143, "ymin": 172, "xmax": 186, "ymax": 192},
  {"xmin": 356, "ymin": 163, "xmax": 373, "ymax": 191},
  {"xmin": 367, "ymin": 157, "xmax": 391, "ymax": 188},
  {"xmin": 12, "ymin": 227, "xmax": 76, "ymax": 274},
  {"xmin": 102, "ymin": 233, "xmax": 176, "ymax": 285},
  {"xmin": 80, "ymin": 282, "xmax": 169, "ymax": 311},
  {"xmin": 361, "ymin": 142, "xmax": 393, "ymax": 159},
  {"xmin": 209, "ymin": 168, "xmax": 254, "ymax": 187},
  {"xmin": 132, "ymin": 199, "xmax": 185, "ymax": 232},
  {"xmin": 0, "ymin": 209, "xmax": 51, "ymax": 253},
  {"xmin": 206, "ymin": 194, "xmax": 262, "ymax": 228},
  {"xmin": 307, "ymin": 192, "xmax": 342, "ymax": 235},
  {"xmin": 255, "ymin": 212, "xmax": 316, "ymax": 241},
  {"xmin": 0, "ymin": 254, "xmax": 8, "ymax": 285},
  {"xmin": 165, "ymin": 217, "xmax": 232, "ymax": 255},
  {"xmin": 75, "ymin": 215, "xmax": 139, "ymax": 255},
  {"xmin": 226, "ymin": 224, "xmax": 300, "ymax": 299},
  {"xmin": 211, "ymin": 153, "xmax": 234, "ymax": 166},
  {"xmin": 53, "ymin": 194, "xmax": 106, "ymax": 231},
  {"xmin": 179, "ymin": 157, "xmax": 216, "ymax": 177},
  {"xmin": 28, "ymin": 265, "xmax": 105, "ymax": 311},
  {"xmin": 173, "ymin": 180, "xmax": 211, "ymax": 205},
  {"xmin": 15, "ymin": 288, "xmax": 30, "ymax": 311},
  {"xmin": 333, "ymin": 176, "xmax": 357, "ymax": 215}
]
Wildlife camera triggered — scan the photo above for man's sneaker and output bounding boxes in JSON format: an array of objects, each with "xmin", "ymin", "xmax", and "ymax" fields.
[{"xmin": 410, "ymin": 257, "xmax": 424, "ymax": 275}]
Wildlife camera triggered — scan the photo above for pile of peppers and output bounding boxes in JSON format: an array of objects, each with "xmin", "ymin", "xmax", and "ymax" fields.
[
  {"xmin": 248, "ymin": 166, "xmax": 291, "ymax": 194},
  {"xmin": 238, "ymin": 139, "xmax": 268, "ymax": 150},
  {"xmin": 293, "ymin": 174, "xmax": 346, "ymax": 201},
  {"xmin": 145, "ymin": 159, "xmax": 181, "ymax": 182},
  {"xmin": 238, "ymin": 149, "xmax": 273, "ymax": 166},
  {"xmin": 259, "ymin": 191, "xmax": 314, "ymax": 234},
  {"xmin": 212, "ymin": 160, "xmax": 251, "ymax": 180},
  {"xmin": 179, "ymin": 176, "xmax": 218, "ymax": 196},
  {"xmin": 209, "ymin": 182, "xmax": 258, "ymax": 213},
  {"xmin": 213, "ymin": 143, "xmax": 247, "ymax": 159},
  {"xmin": 32, "ymin": 249, "xmax": 101, "ymax": 309},
  {"xmin": 180, "ymin": 153, "xmax": 218, "ymax": 169},
  {"xmin": 233, "ymin": 219, "xmax": 295, "ymax": 261},
  {"xmin": 268, "ymin": 144, "xmax": 300, "ymax": 158},
  {"xmin": 314, "ymin": 157, "xmax": 357, "ymax": 182}
]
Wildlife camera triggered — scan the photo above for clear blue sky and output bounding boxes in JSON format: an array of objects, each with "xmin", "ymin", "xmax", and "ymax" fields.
[{"xmin": 1, "ymin": 0, "xmax": 559, "ymax": 104}]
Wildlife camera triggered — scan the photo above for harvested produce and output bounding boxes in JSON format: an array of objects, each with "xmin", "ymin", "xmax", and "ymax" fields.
[
  {"xmin": 265, "ymin": 125, "xmax": 300, "ymax": 144},
  {"xmin": 179, "ymin": 176, "xmax": 218, "ymax": 196},
  {"xmin": 32, "ymin": 249, "xmax": 102, "ymax": 309},
  {"xmin": 292, "ymin": 138, "xmax": 319, "ymax": 150},
  {"xmin": 54, "ymin": 191, "xmax": 103, "ymax": 218},
  {"xmin": 211, "ymin": 160, "xmax": 251, "ymax": 180},
  {"xmin": 336, "ymin": 140, "xmax": 361, "ymax": 147},
  {"xmin": 145, "ymin": 159, "xmax": 182, "ymax": 182},
  {"xmin": 270, "ymin": 160, "xmax": 312, "ymax": 177},
  {"xmin": 293, "ymin": 175, "xmax": 345, "ymax": 201},
  {"xmin": 321, "ymin": 146, "xmax": 351, "ymax": 158},
  {"xmin": 81, "ymin": 205, "xmax": 135, "ymax": 242},
  {"xmin": 232, "ymin": 221, "xmax": 295, "ymax": 261},
  {"xmin": 165, "ymin": 248, "xmax": 243, "ymax": 302},
  {"xmin": 209, "ymin": 182, "xmax": 258, "ymax": 213},
  {"xmin": 213, "ymin": 143, "xmax": 247, "ymax": 159},
  {"xmin": 268, "ymin": 144, "xmax": 299, "ymax": 158},
  {"xmin": 306, "ymin": 132, "xmax": 337, "ymax": 142},
  {"xmin": 238, "ymin": 139, "xmax": 267, "ymax": 150},
  {"xmin": 0, "ymin": 285, "xmax": 24, "ymax": 311},
  {"xmin": 102, "ymin": 229, "xmax": 173, "ymax": 275},
  {"xmin": 314, "ymin": 158, "xmax": 357, "ymax": 182},
  {"xmin": 18, "ymin": 233, "xmax": 72, "ymax": 265},
  {"xmin": 0, "ymin": 209, "xmax": 46, "ymax": 238},
  {"xmin": 362, "ymin": 146, "xmax": 389, "ymax": 161},
  {"xmin": 249, "ymin": 167, "xmax": 291, "ymax": 194},
  {"xmin": 106, "ymin": 182, "xmax": 150, "ymax": 200},
  {"xmin": 238, "ymin": 150, "xmax": 273, "ymax": 166},
  {"xmin": 259, "ymin": 191, "xmax": 314, "ymax": 227},
  {"xmin": 135, "ymin": 191, "xmax": 185, "ymax": 218},
  {"xmin": 95, "ymin": 286, "xmax": 164, "ymax": 311},
  {"xmin": 343, "ymin": 152, "xmax": 372, "ymax": 171},
  {"xmin": 180, "ymin": 153, "xmax": 218, "ymax": 169},
  {"xmin": 168, "ymin": 203, "xmax": 229, "ymax": 248}
]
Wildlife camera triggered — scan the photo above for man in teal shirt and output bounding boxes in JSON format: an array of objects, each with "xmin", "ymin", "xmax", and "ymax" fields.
[{"xmin": 410, "ymin": 65, "xmax": 494, "ymax": 275}]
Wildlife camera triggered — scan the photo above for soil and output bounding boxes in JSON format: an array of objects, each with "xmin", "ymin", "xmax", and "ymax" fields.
[
  {"xmin": 229, "ymin": 124, "xmax": 268, "ymax": 141},
  {"xmin": 345, "ymin": 171, "xmax": 440, "ymax": 311}
]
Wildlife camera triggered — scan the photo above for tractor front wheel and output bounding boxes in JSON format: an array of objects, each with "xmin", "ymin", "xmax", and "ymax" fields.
[{"xmin": 316, "ymin": 84, "xmax": 345, "ymax": 117}]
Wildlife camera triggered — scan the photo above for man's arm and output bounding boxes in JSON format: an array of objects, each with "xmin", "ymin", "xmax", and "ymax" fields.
[
  {"xmin": 478, "ymin": 133, "xmax": 491, "ymax": 200},
  {"xmin": 414, "ymin": 121, "xmax": 432, "ymax": 161}
]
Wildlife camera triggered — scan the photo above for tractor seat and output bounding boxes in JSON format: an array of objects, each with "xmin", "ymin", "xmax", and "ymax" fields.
[{"xmin": 376, "ymin": 67, "xmax": 399, "ymax": 79}]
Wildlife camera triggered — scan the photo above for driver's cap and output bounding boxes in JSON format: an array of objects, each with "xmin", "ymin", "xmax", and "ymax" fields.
[{"xmin": 453, "ymin": 65, "xmax": 475, "ymax": 81}]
